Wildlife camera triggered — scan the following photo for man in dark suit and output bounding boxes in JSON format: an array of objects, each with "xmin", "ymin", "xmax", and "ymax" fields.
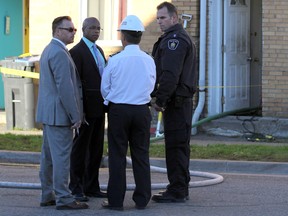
[
  {"xmin": 69, "ymin": 17, "xmax": 107, "ymax": 201},
  {"xmin": 36, "ymin": 16, "xmax": 88, "ymax": 210}
]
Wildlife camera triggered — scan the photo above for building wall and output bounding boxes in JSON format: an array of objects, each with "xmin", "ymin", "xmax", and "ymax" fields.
[
  {"xmin": 27, "ymin": 0, "xmax": 288, "ymax": 119},
  {"xmin": 29, "ymin": 0, "xmax": 81, "ymax": 54},
  {"xmin": 29, "ymin": 0, "xmax": 164, "ymax": 56},
  {"xmin": 262, "ymin": 0, "xmax": 288, "ymax": 117},
  {"xmin": 29, "ymin": 0, "xmax": 200, "ymax": 59},
  {"xmin": 140, "ymin": 0, "xmax": 200, "ymax": 54}
]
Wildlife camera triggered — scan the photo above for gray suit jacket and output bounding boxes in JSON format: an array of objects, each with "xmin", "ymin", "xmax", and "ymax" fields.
[{"xmin": 36, "ymin": 39, "xmax": 83, "ymax": 126}]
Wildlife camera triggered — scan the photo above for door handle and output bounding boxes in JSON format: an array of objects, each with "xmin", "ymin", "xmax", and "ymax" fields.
[{"xmin": 247, "ymin": 57, "xmax": 252, "ymax": 62}]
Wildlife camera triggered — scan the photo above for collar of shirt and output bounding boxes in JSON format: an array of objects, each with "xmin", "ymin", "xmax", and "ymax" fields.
[
  {"xmin": 163, "ymin": 23, "xmax": 182, "ymax": 36},
  {"xmin": 52, "ymin": 38, "xmax": 67, "ymax": 49},
  {"xmin": 82, "ymin": 37, "xmax": 96, "ymax": 51},
  {"xmin": 123, "ymin": 44, "xmax": 141, "ymax": 52},
  {"xmin": 82, "ymin": 37, "xmax": 101, "ymax": 62}
]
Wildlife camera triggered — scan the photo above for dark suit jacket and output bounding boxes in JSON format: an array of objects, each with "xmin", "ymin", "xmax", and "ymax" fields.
[{"xmin": 69, "ymin": 39, "xmax": 106, "ymax": 118}]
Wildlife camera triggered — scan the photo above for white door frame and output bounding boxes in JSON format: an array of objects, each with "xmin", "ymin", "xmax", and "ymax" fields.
[{"xmin": 208, "ymin": 0, "xmax": 251, "ymax": 116}]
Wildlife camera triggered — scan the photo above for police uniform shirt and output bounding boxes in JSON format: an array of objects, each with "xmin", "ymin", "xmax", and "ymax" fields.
[
  {"xmin": 152, "ymin": 23, "xmax": 197, "ymax": 107},
  {"xmin": 101, "ymin": 44, "xmax": 156, "ymax": 105}
]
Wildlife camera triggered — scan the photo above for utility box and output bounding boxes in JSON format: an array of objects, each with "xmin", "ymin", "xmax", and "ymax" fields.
[{"xmin": 0, "ymin": 57, "xmax": 38, "ymax": 130}]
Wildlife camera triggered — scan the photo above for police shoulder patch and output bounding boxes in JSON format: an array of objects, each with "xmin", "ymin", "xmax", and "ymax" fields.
[{"xmin": 167, "ymin": 39, "xmax": 179, "ymax": 50}]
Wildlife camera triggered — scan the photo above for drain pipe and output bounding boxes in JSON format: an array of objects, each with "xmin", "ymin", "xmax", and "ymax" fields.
[{"xmin": 192, "ymin": 0, "xmax": 207, "ymax": 135}]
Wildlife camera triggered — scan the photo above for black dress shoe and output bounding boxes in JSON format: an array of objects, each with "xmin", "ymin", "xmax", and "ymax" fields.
[
  {"xmin": 86, "ymin": 191, "xmax": 107, "ymax": 198},
  {"xmin": 74, "ymin": 193, "xmax": 89, "ymax": 202},
  {"xmin": 101, "ymin": 200, "xmax": 123, "ymax": 211},
  {"xmin": 152, "ymin": 191, "xmax": 185, "ymax": 203},
  {"xmin": 159, "ymin": 190, "xmax": 190, "ymax": 200},
  {"xmin": 56, "ymin": 201, "xmax": 89, "ymax": 210},
  {"xmin": 40, "ymin": 200, "xmax": 56, "ymax": 207},
  {"xmin": 135, "ymin": 204, "xmax": 146, "ymax": 210}
]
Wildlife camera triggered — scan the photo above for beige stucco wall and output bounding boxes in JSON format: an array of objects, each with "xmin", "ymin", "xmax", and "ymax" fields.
[
  {"xmin": 28, "ymin": 0, "xmax": 199, "ymax": 56},
  {"xmin": 29, "ymin": 0, "xmax": 166, "ymax": 56},
  {"xmin": 29, "ymin": 0, "xmax": 81, "ymax": 54}
]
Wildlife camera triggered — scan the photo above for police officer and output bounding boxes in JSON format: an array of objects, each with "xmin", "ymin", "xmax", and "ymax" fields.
[
  {"xmin": 151, "ymin": 2, "xmax": 197, "ymax": 203},
  {"xmin": 101, "ymin": 15, "xmax": 156, "ymax": 210}
]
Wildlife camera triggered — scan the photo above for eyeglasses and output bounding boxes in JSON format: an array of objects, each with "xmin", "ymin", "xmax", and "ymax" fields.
[
  {"xmin": 58, "ymin": 27, "xmax": 77, "ymax": 32},
  {"xmin": 87, "ymin": 26, "xmax": 103, "ymax": 31}
]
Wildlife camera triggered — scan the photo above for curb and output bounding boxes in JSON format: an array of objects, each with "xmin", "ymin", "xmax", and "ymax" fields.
[
  {"xmin": 0, "ymin": 150, "xmax": 287, "ymax": 175},
  {"xmin": 0, "ymin": 150, "xmax": 40, "ymax": 164}
]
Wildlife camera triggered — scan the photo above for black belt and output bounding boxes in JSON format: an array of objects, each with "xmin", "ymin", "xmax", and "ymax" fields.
[{"xmin": 109, "ymin": 102, "xmax": 148, "ymax": 107}]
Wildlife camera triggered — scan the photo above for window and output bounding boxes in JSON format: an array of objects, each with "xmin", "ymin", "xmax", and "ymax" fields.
[{"xmin": 86, "ymin": 0, "xmax": 127, "ymax": 44}]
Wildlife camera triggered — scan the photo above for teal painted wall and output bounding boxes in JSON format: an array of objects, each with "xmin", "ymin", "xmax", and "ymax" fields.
[{"xmin": 0, "ymin": 0, "xmax": 23, "ymax": 109}]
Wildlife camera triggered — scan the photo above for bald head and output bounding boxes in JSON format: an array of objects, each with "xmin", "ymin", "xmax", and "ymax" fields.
[{"xmin": 82, "ymin": 17, "xmax": 101, "ymax": 42}]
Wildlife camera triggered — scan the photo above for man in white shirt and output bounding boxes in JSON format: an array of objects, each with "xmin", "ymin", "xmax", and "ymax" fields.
[{"xmin": 101, "ymin": 15, "xmax": 156, "ymax": 211}]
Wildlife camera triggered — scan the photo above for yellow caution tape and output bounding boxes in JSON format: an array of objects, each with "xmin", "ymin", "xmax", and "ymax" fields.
[
  {"xmin": 0, "ymin": 67, "xmax": 39, "ymax": 79},
  {"xmin": 18, "ymin": 53, "xmax": 33, "ymax": 58},
  {"xmin": 0, "ymin": 66, "xmax": 262, "ymax": 89}
]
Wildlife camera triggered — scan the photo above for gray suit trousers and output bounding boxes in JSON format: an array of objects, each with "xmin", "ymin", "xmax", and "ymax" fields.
[{"xmin": 39, "ymin": 124, "xmax": 74, "ymax": 206}]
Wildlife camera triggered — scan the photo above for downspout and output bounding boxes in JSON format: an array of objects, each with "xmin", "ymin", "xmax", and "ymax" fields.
[{"xmin": 192, "ymin": 0, "xmax": 207, "ymax": 135}]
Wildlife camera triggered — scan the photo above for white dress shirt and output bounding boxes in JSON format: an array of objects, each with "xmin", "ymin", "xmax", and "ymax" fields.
[{"xmin": 101, "ymin": 45, "xmax": 156, "ymax": 105}]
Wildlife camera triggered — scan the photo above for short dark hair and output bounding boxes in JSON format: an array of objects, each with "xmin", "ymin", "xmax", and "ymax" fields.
[
  {"xmin": 157, "ymin": 1, "xmax": 178, "ymax": 17},
  {"xmin": 52, "ymin": 16, "xmax": 72, "ymax": 35},
  {"xmin": 121, "ymin": 30, "xmax": 142, "ymax": 44}
]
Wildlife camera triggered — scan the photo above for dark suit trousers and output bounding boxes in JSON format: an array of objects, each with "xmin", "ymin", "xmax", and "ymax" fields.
[
  {"xmin": 107, "ymin": 104, "xmax": 152, "ymax": 207},
  {"xmin": 162, "ymin": 100, "xmax": 192, "ymax": 198},
  {"xmin": 69, "ymin": 115, "xmax": 105, "ymax": 195}
]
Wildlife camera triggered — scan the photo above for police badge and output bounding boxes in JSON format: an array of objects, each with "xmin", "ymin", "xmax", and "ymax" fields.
[{"xmin": 168, "ymin": 39, "xmax": 179, "ymax": 50}]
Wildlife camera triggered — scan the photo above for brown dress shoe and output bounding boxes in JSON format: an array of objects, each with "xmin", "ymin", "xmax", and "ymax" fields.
[{"xmin": 56, "ymin": 201, "xmax": 89, "ymax": 210}]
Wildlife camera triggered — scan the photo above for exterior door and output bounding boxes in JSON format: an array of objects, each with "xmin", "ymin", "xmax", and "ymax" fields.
[
  {"xmin": 223, "ymin": 0, "xmax": 251, "ymax": 111},
  {"xmin": 0, "ymin": 0, "xmax": 23, "ymax": 109}
]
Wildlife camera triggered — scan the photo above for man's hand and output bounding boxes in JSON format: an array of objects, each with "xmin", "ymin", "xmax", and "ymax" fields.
[
  {"xmin": 71, "ymin": 120, "xmax": 82, "ymax": 130},
  {"xmin": 151, "ymin": 97, "xmax": 165, "ymax": 112}
]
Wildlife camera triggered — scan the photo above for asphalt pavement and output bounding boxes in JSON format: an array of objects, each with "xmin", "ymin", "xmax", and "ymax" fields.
[
  {"xmin": 1, "ymin": 163, "xmax": 288, "ymax": 216},
  {"xmin": 1, "ymin": 118, "xmax": 288, "ymax": 215}
]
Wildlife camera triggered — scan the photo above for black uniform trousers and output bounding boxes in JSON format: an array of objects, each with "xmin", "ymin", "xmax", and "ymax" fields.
[
  {"xmin": 69, "ymin": 115, "xmax": 105, "ymax": 195},
  {"xmin": 107, "ymin": 103, "xmax": 152, "ymax": 207},
  {"xmin": 162, "ymin": 99, "xmax": 192, "ymax": 198}
]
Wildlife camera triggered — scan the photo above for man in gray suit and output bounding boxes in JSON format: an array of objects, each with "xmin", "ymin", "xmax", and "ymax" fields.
[{"xmin": 36, "ymin": 16, "xmax": 88, "ymax": 210}]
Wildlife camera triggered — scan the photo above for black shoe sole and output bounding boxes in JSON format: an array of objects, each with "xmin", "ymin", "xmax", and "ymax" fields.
[
  {"xmin": 40, "ymin": 200, "xmax": 56, "ymax": 207},
  {"xmin": 74, "ymin": 196, "xmax": 89, "ymax": 202},
  {"xmin": 86, "ymin": 193, "xmax": 107, "ymax": 198},
  {"xmin": 56, "ymin": 201, "xmax": 89, "ymax": 210},
  {"xmin": 56, "ymin": 204, "xmax": 89, "ymax": 210},
  {"xmin": 151, "ymin": 195, "xmax": 185, "ymax": 203},
  {"xmin": 102, "ymin": 201, "xmax": 123, "ymax": 211}
]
